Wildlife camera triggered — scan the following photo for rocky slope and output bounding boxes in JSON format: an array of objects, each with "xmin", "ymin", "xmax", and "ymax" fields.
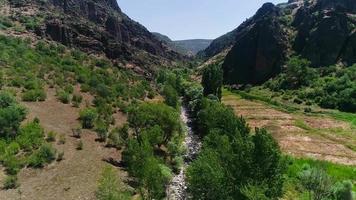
[
  {"xmin": 1, "ymin": 0, "xmax": 183, "ymax": 75},
  {"xmin": 153, "ymin": 32, "xmax": 212, "ymax": 56},
  {"xmin": 200, "ymin": 0, "xmax": 356, "ymax": 85}
]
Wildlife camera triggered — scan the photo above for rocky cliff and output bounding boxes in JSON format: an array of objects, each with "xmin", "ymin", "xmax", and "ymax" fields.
[
  {"xmin": 3, "ymin": 0, "xmax": 183, "ymax": 74},
  {"xmin": 201, "ymin": 0, "xmax": 356, "ymax": 85}
]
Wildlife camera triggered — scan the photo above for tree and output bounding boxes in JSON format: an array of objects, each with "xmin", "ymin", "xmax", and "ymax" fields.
[
  {"xmin": 202, "ymin": 64, "xmax": 223, "ymax": 100},
  {"xmin": 96, "ymin": 166, "xmax": 130, "ymax": 200},
  {"xmin": 187, "ymin": 149, "xmax": 229, "ymax": 200},
  {"xmin": 162, "ymin": 84, "xmax": 179, "ymax": 108},
  {"xmin": 284, "ymin": 56, "xmax": 316, "ymax": 89},
  {"xmin": 128, "ymin": 103, "xmax": 181, "ymax": 144},
  {"xmin": 251, "ymin": 128, "xmax": 286, "ymax": 198}
]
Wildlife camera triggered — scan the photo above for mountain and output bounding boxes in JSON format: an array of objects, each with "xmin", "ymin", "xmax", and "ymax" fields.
[
  {"xmin": 1, "ymin": 0, "xmax": 183, "ymax": 75},
  {"xmin": 174, "ymin": 39, "xmax": 212, "ymax": 55},
  {"xmin": 200, "ymin": 0, "xmax": 356, "ymax": 85},
  {"xmin": 152, "ymin": 32, "xmax": 212, "ymax": 56}
]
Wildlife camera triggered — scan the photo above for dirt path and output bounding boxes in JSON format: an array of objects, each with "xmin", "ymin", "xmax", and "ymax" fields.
[
  {"xmin": 0, "ymin": 88, "xmax": 126, "ymax": 200},
  {"xmin": 222, "ymin": 93, "xmax": 356, "ymax": 166}
]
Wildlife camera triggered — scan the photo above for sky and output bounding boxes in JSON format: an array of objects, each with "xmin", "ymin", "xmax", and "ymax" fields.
[{"xmin": 118, "ymin": 0, "xmax": 287, "ymax": 40}]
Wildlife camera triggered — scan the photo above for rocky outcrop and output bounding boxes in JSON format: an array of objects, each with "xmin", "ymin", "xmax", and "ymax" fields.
[
  {"xmin": 222, "ymin": 3, "xmax": 287, "ymax": 85},
  {"xmin": 203, "ymin": 0, "xmax": 356, "ymax": 85},
  {"xmin": 293, "ymin": 0, "xmax": 356, "ymax": 67},
  {"xmin": 9, "ymin": 0, "xmax": 182, "ymax": 74}
]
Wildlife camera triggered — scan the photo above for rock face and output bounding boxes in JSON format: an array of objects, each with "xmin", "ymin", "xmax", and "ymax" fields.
[
  {"xmin": 222, "ymin": 3, "xmax": 287, "ymax": 84},
  {"xmin": 202, "ymin": 0, "xmax": 356, "ymax": 85},
  {"xmin": 293, "ymin": 0, "xmax": 356, "ymax": 67},
  {"xmin": 8, "ymin": 0, "xmax": 182, "ymax": 73}
]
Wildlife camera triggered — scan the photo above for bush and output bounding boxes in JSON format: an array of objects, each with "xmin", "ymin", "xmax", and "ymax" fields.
[
  {"xmin": 58, "ymin": 134, "xmax": 66, "ymax": 144},
  {"xmin": 0, "ymin": 92, "xmax": 27, "ymax": 138},
  {"xmin": 76, "ymin": 140, "xmax": 83, "ymax": 150},
  {"xmin": 331, "ymin": 180, "xmax": 353, "ymax": 200},
  {"xmin": 3, "ymin": 176, "xmax": 19, "ymax": 190},
  {"xmin": 56, "ymin": 151, "xmax": 64, "ymax": 162},
  {"xmin": 72, "ymin": 128, "xmax": 82, "ymax": 138},
  {"xmin": 46, "ymin": 131, "xmax": 56, "ymax": 142},
  {"xmin": 79, "ymin": 108, "xmax": 98, "ymax": 129},
  {"xmin": 72, "ymin": 93, "xmax": 83, "ymax": 107},
  {"xmin": 22, "ymin": 89, "xmax": 46, "ymax": 102},
  {"xmin": 95, "ymin": 120, "xmax": 108, "ymax": 142},
  {"xmin": 56, "ymin": 90, "xmax": 70, "ymax": 104},
  {"xmin": 107, "ymin": 124, "xmax": 129, "ymax": 149},
  {"xmin": 17, "ymin": 121, "xmax": 44, "ymax": 151},
  {"xmin": 28, "ymin": 143, "xmax": 56, "ymax": 168}
]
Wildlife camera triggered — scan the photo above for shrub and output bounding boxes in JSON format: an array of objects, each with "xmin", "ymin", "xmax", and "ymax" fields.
[
  {"xmin": 331, "ymin": 180, "xmax": 353, "ymax": 200},
  {"xmin": 0, "ymin": 92, "xmax": 27, "ymax": 138},
  {"xmin": 107, "ymin": 124, "xmax": 129, "ymax": 149},
  {"xmin": 58, "ymin": 134, "xmax": 66, "ymax": 144},
  {"xmin": 72, "ymin": 93, "xmax": 83, "ymax": 107},
  {"xmin": 76, "ymin": 140, "xmax": 83, "ymax": 150},
  {"xmin": 2, "ymin": 155, "xmax": 22, "ymax": 175},
  {"xmin": 22, "ymin": 89, "xmax": 46, "ymax": 102},
  {"xmin": 72, "ymin": 128, "xmax": 82, "ymax": 138},
  {"xmin": 79, "ymin": 108, "xmax": 98, "ymax": 129},
  {"xmin": 17, "ymin": 121, "xmax": 44, "ymax": 151},
  {"xmin": 95, "ymin": 120, "xmax": 108, "ymax": 142},
  {"xmin": 56, "ymin": 90, "xmax": 70, "ymax": 104},
  {"xmin": 46, "ymin": 131, "xmax": 56, "ymax": 142},
  {"xmin": 28, "ymin": 143, "xmax": 56, "ymax": 168},
  {"xmin": 56, "ymin": 151, "xmax": 64, "ymax": 162},
  {"xmin": 3, "ymin": 176, "xmax": 19, "ymax": 190}
]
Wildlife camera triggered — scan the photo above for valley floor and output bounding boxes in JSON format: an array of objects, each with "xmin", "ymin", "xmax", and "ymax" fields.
[{"xmin": 222, "ymin": 90, "xmax": 356, "ymax": 166}]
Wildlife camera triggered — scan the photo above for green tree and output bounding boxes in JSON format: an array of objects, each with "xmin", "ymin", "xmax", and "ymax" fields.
[
  {"xmin": 202, "ymin": 65, "xmax": 223, "ymax": 100},
  {"xmin": 96, "ymin": 166, "xmax": 130, "ymax": 200},
  {"xmin": 162, "ymin": 84, "xmax": 179, "ymax": 108},
  {"xmin": 128, "ymin": 103, "xmax": 181, "ymax": 144},
  {"xmin": 251, "ymin": 128, "xmax": 286, "ymax": 198}
]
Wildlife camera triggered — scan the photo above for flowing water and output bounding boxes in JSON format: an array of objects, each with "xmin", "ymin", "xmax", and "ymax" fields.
[{"xmin": 166, "ymin": 105, "xmax": 201, "ymax": 200}]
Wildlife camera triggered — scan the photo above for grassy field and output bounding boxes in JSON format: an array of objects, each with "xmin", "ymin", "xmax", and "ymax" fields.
[{"xmin": 222, "ymin": 89, "xmax": 356, "ymax": 166}]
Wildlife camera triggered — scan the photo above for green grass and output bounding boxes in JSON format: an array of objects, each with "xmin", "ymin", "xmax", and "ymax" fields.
[
  {"xmin": 328, "ymin": 111, "xmax": 356, "ymax": 128},
  {"xmin": 224, "ymin": 88, "xmax": 299, "ymax": 113}
]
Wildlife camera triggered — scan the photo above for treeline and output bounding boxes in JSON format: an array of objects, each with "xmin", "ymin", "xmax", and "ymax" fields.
[{"xmin": 265, "ymin": 57, "xmax": 356, "ymax": 113}]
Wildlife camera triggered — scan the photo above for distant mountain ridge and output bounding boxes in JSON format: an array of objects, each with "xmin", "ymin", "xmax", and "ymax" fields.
[{"xmin": 152, "ymin": 32, "xmax": 212, "ymax": 56}]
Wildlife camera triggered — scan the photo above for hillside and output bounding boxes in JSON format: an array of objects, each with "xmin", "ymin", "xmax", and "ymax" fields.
[
  {"xmin": 152, "ymin": 32, "xmax": 212, "ymax": 56},
  {"xmin": 0, "ymin": 0, "xmax": 183, "ymax": 75}
]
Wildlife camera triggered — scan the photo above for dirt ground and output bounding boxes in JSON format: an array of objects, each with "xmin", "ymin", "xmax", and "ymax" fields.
[
  {"xmin": 222, "ymin": 93, "xmax": 356, "ymax": 166},
  {"xmin": 0, "ymin": 88, "xmax": 126, "ymax": 200}
]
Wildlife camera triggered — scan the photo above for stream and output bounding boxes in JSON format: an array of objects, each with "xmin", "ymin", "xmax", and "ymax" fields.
[{"xmin": 166, "ymin": 105, "xmax": 202, "ymax": 200}]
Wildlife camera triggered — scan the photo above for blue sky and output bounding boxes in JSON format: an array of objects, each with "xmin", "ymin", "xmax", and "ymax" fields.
[{"xmin": 118, "ymin": 0, "xmax": 287, "ymax": 40}]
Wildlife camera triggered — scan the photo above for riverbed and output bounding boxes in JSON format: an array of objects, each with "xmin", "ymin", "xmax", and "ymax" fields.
[{"xmin": 166, "ymin": 105, "xmax": 201, "ymax": 200}]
